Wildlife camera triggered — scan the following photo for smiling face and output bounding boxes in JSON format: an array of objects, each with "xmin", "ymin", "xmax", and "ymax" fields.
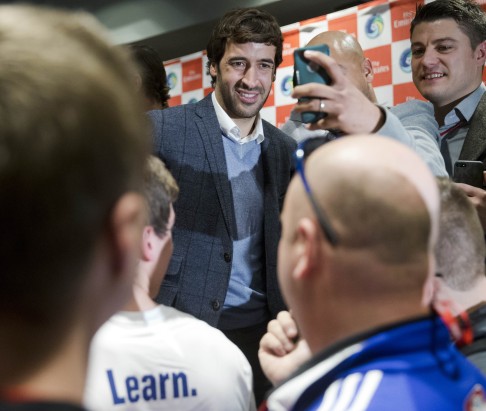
[
  {"xmin": 210, "ymin": 41, "xmax": 275, "ymax": 123},
  {"xmin": 411, "ymin": 19, "xmax": 486, "ymax": 109}
]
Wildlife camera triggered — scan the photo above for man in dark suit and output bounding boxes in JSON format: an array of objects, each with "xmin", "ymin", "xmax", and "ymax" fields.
[
  {"xmin": 409, "ymin": 0, "xmax": 486, "ymax": 226},
  {"xmin": 149, "ymin": 7, "xmax": 296, "ymax": 404}
]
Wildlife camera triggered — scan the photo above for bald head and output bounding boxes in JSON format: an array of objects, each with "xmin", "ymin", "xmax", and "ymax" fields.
[
  {"xmin": 281, "ymin": 134, "xmax": 439, "ymax": 280},
  {"xmin": 311, "ymin": 135, "xmax": 439, "ymax": 237},
  {"xmin": 307, "ymin": 31, "xmax": 376, "ymax": 102},
  {"xmin": 307, "ymin": 31, "xmax": 365, "ymax": 62},
  {"xmin": 278, "ymin": 135, "xmax": 439, "ymax": 352}
]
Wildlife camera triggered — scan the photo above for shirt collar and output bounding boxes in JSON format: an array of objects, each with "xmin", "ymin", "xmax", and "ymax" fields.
[
  {"xmin": 266, "ymin": 343, "xmax": 362, "ymax": 411},
  {"xmin": 211, "ymin": 92, "xmax": 264, "ymax": 145},
  {"xmin": 443, "ymin": 83, "xmax": 486, "ymax": 126}
]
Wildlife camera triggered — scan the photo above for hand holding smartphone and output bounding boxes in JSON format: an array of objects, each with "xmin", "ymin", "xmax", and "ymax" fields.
[
  {"xmin": 293, "ymin": 44, "xmax": 331, "ymax": 124},
  {"xmin": 453, "ymin": 160, "xmax": 484, "ymax": 188}
]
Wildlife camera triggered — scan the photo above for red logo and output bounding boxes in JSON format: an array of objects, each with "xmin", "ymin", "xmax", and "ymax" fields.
[{"xmin": 464, "ymin": 384, "xmax": 486, "ymax": 411}]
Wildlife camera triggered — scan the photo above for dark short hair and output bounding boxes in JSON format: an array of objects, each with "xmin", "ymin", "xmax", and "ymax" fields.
[
  {"xmin": 143, "ymin": 156, "xmax": 179, "ymax": 236},
  {"xmin": 206, "ymin": 8, "xmax": 283, "ymax": 87},
  {"xmin": 411, "ymin": 0, "xmax": 486, "ymax": 49},
  {"xmin": 130, "ymin": 45, "xmax": 171, "ymax": 109},
  {"xmin": 0, "ymin": 4, "xmax": 149, "ymax": 383}
]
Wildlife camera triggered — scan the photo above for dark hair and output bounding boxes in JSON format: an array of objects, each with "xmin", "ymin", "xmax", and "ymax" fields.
[
  {"xmin": 130, "ymin": 44, "xmax": 170, "ymax": 109},
  {"xmin": 206, "ymin": 8, "xmax": 283, "ymax": 87},
  {"xmin": 143, "ymin": 156, "xmax": 179, "ymax": 236},
  {"xmin": 411, "ymin": 0, "xmax": 486, "ymax": 49}
]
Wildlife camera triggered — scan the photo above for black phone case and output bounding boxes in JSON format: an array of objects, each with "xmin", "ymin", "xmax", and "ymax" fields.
[{"xmin": 453, "ymin": 161, "xmax": 484, "ymax": 188}]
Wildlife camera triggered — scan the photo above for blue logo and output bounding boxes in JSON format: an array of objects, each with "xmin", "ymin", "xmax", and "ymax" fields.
[
  {"xmin": 365, "ymin": 14, "xmax": 384, "ymax": 39},
  {"xmin": 188, "ymin": 98, "xmax": 198, "ymax": 104},
  {"xmin": 399, "ymin": 48, "xmax": 412, "ymax": 73},
  {"xmin": 167, "ymin": 72, "xmax": 178, "ymax": 90},
  {"xmin": 280, "ymin": 75, "xmax": 293, "ymax": 97}
]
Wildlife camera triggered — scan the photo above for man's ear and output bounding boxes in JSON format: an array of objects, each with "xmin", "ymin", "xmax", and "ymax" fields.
[
  {"xmin": 475, "ymin": 40, "xmax": 486, "ymax": 66},
  {"xmin": 209, "ymin": 62, "xmax": 218, "ymax": 79},
  {"xmin": 292, "ymin": 217, "xmax": 321, "ymax": 281},
  {"xmin": 107, "ymin": 192, "xmax": 145, "ymax": 278},
  {"xmin": 141, "ymin": 225, "xmax": 169, "ymax": 263},
  {"xmin": 141, "ymin": 225, "xmax": 154, "ymax": 262},
  {"xmin": 363, "ymin": 58, "xmax": 374, "ymax": 84}
]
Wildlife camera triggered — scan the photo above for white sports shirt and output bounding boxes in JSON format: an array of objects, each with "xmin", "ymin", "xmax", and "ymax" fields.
[{"xmin": 84, "ymin": 305, "xmax": 255, "ymax": 411}]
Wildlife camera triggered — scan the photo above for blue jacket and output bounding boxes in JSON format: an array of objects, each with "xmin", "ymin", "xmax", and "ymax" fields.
[{"xmin": 265, "ymin": 315, "xmax": 486, "ymax": 410}]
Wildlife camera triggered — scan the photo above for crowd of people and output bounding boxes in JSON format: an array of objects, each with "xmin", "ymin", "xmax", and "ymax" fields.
[{"xmin": 0, "ymin": 0, "xmax": 486, "ymax": 410}]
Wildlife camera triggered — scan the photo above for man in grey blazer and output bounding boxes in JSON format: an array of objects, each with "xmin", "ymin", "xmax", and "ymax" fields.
[
  {"xmin": 409, "ymin": 0, "xmax": 486, "ymax": 226},
  {"xmin": 149, "ymin": 7, "xmax": 296, "ymax": 404}
]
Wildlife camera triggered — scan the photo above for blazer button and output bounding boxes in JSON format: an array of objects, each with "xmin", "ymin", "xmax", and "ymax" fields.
[
  {"xmin": 211, "ymin": 299, "xmax": 221, "ymax": 311},
  {"xmin": 223, "ymin": 252, "xmax": 231, "ymax": 263}
]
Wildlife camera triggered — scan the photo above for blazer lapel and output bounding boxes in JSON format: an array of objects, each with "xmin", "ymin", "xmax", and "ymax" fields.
[
  {"xmin": 459, "ymin": 93, "xmax": 486, "ymax": 162},
  {"xmin": 194, "ymin": 95, "xmax": 235, "ymax": 237},
  {"xmin": 261, "ymin": 129, "xmax": 277, "ymax": 199}
]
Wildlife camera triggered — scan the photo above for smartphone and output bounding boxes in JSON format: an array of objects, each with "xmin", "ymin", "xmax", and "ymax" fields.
[
  {"xmin": 453, "ymin": 160, "xmax": 484, "ymax": 188},
  {"xmin": 293, "ymin": 44, "xmax": 331, "ymax": 124}
]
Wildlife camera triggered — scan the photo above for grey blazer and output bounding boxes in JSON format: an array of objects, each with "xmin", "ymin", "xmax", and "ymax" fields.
[
  {"xmin": 149, "ymin": 94, "xmax": 296, "ymax": 327},
  {"xmin": 460, "ymin": 92, "xmax": 486, "ymax": 164}
]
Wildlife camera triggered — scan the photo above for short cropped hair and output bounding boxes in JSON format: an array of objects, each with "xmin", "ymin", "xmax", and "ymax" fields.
[
  {"xmin": 435, "ymin": 177, "xmax": 486, "ymax": 291},
  {"xmin": 0, "ymin": 5, "xmax": 149, "ymax": 383},
  {"xmin": 143, "ymin": 156, "xmax": 179, "ymax": 236},
  {"xmin": 411, "ymin": 0, "xmax": 486, "ymax": 50},
  {"xmin": 206, "ymin": 7, "xmax": 283, "ymax": 87},
  {"xmin": 130, "ymin": 45, "xmax": 170, "ymax": 109}
]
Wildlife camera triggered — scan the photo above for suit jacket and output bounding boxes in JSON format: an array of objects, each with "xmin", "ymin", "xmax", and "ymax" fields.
[
  {"xmin": 459, "ymin": 92, "xmax": 486, "ymax": 163},
  {"xmin": 149, "ymin": 94, "xmax": 296, "ymax": 327}
]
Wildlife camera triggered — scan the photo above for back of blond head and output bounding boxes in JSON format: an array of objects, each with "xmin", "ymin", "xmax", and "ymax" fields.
[
  {"xmin": 0, "ymin": 5, "xmax": 149, "ymax": 384},
  {"xmin": 144, "ymin": 156, "xmax": 179, "ymax": 236}
]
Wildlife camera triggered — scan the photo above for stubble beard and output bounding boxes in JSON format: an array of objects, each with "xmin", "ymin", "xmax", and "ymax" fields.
[{"xmin": 217, "ymin": 80, "xmax": 270, "ymax": 119}]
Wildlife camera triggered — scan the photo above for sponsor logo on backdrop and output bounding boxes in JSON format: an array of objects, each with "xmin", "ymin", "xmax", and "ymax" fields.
[
  {"xmin": 365, "ymin": 14, "xmax": 384, "ymax": 39},
  {"xmin": 281, "ymin": 75, "xmax": 293, "ymax": 97},
  {"xmin": 167, "ymin": 72, "xmax": 178, "ymax": 90},
  {"xmin": 393, "ymin": 11, "xmax": 413, "ymax": 29},
  {"xmin": 372, "ymin": 60, "xmax": 390, "ymax": 75},
  {"xmin": 283, "ymin": 42, "xmax": 295, "ymax": 58},
  {"xmin": 399, "ymin": 48, "xmax": 412, "ymax": 73},
  {"xmin": 183, "ymin": 72, "xmax": 201, "ymax": 83}
]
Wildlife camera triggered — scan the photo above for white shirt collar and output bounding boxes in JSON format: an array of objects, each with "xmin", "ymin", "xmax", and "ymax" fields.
[
  {"xmin": 211, "ymin": 92, "xmax": 265, "ymax": 145},
  {"xmin": 266, "ymin": 343, "xmax": 362, "ymax": 411}
]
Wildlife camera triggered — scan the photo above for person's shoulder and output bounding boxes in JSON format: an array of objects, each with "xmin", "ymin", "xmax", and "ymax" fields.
[
  {"xmin": 147, "ymin": 104, "xmax": 188, "ymax": 120},
  {"xmin": 280, "ymin": 118, "xmax": 298, "ymax": 135},
  {"xmin": 163, "ymin": 306, "xmax": 226, "ymax": 335},
  {"xmin": 162, "ymin": 306, "xmax": 250, "ymax": 364},
  {"xmin": 476, "ymin": 90, "xmax": 486, "ymax": 111},
  {"xmin": 262, "ymin": 119, "xmax": 297, "ymax": 148},
  {"xmin": 389, "ymin": 99, "xmax": 434, "ymax": 119}
]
